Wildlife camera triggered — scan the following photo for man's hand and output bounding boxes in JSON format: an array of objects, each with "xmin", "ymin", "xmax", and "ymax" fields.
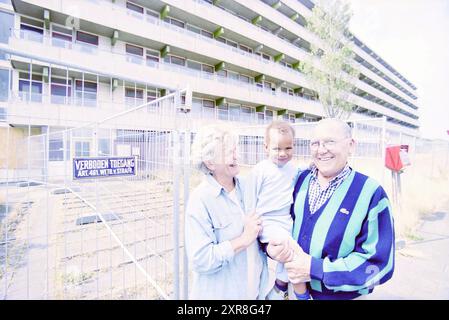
[
  {"xmin": 285, "ymin": 246, "xmax": 312, "ymax": 284},
  {"xmin": 266, "ymin": 238, "xmax": 297, "ymax": 263}
]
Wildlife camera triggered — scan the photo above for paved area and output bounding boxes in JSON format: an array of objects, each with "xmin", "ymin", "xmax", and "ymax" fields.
[{"xmin": 368, "ymin": 210, "xmax": 449, "ymax": 300}]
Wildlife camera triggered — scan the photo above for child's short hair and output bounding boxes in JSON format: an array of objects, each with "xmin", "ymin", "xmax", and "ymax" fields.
[{"xmin": 265, "ymin": 120, "xmax": 295, "ymax": 144}]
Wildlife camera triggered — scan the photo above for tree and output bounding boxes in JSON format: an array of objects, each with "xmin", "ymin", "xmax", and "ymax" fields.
[{"xmin": 301, "ymin": 0, "xmax": 360, "ymax": 119}]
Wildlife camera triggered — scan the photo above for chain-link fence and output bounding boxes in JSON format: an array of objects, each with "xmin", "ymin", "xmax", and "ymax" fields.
[{"xmin": 1, "ymin": 89, "xmax": 192, "ymax": 299}]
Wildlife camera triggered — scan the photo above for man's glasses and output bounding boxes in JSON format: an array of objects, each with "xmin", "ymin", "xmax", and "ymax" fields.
[{"xmin": 309, "ymin": 138, "xmax": 351, "ymax": 150}]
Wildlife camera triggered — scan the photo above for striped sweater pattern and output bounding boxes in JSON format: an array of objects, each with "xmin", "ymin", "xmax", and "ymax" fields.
[{"xmin": 291, "ymin": 169, "xmax": 395, "ymax": 300}]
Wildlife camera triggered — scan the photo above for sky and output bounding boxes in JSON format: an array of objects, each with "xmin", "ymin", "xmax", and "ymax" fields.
[{"xmin": 346, "ymin": 0, "xmax": 449, "ymax": 140}]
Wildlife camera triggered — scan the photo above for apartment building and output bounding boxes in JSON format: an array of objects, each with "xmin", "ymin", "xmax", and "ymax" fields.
[{"xmin": 0, "ymin": 0, "xmax": 420, "ymax": 165}]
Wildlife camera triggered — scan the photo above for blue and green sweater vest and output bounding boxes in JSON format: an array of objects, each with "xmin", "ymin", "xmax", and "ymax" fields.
[{"xmin": 291, "ymin": 169, "xmax": 395, "ymax": 300}]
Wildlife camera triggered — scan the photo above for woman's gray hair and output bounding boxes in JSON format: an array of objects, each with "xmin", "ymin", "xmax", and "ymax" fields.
[{"xmin": 191, "ymin": 124, "xmax": 238, "ymax": 175}]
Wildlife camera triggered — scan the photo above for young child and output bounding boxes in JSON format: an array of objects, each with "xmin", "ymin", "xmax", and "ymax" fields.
[{"xmin": 245, "ymin": 120, "xmax": 309, "ymax": 300}]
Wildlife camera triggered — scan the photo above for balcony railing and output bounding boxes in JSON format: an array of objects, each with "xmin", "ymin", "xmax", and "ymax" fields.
[
  {"xmin": 16, "ymin": 29, "xmax": 98, "ymax": 56},
  {"xmin": 8, "ymin": 89, "xmax": 284, "ymax": 125},
  {"xmin": 14, "ymin": 90, "xmax": 97, "ymax": 107},
  {"xmin": 9, "ymin": 29, "xmax": 318, "ymax": 111},
  {"xmin": 94, "ymin": 0, "xmax": 306, "ymax": 78},
  {"xmin": 193, "ymin": 0, "xmax": 311, "ymax": 56}
]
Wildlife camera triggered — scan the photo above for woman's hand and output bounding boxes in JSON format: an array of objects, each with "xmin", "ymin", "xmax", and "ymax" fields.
[
  {"xmin": 230, "ymin": 212, "xmax": 262, "ymax": 254},
  {"xmin": 241, "ymin": 212, "xmax": 263, "ymax": 247}
]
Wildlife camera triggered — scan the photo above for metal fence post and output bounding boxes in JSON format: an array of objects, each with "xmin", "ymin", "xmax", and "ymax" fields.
[
  {"xmin": 381, "ymin": 116, "xmax": 387, "ymax": 186},
  {"xmin": 2, "ymin": 125, "xmax": 11, "ymax": 299},
  {"xmin": 172, "ymin": 129, "xmax": 180, "ymax": 300},
  {"xmin": 183, "ymin": 129, "xmax": 191, "ymax": 300}
]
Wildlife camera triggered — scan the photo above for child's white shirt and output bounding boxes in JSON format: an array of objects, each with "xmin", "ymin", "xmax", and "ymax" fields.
[{"xmin": 245, "ymin": 159, "xmax": 299, "ymax": 216}]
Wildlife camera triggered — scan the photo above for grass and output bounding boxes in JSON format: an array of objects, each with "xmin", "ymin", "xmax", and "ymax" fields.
[{"xmin": 404, "ymin": 232, "xmax": 424, "ymax": 242}]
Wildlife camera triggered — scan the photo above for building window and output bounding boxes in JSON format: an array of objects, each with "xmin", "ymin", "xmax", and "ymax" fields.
[
  {"xmin": 240, "ymin": 75, "xmax": 250, "ymax": 83},
  {"xmin": 125, "ymin": 87, "xmax": 144, "ymax": 106},
  {"xmin": 228, "ymin": 71, "xmax": 239, "ymax": 81},
  {"xmin": 0, "ymin": 68, "xmax": 9, "ymax": 102},
  {"xmin": 202, "ymin": 64, "xmax": 214, "ymax": 74},
  {"xmin": 191, "ymin": 98, "xmax": 202, "ymax": 117},
  {"xmin": 146, "ymin": 9, "xmax": 159, "ymax": 19},
  {"xmin": 217, "ymin": 69, "xmax": 227, "ymax": 78},
  {"xmin": 48, "ymin": 134, "xmax": 70, "ymax": 161},
  {"xmin": 75, "ymin": 80, "xmax": 97, "ymax": 106},
  {"xmin": 75, "ymin": 141, "xmax": 90, "ymax": 157},
  {"xmin": 216, "ymin": 37, "xmax": 226, "ymax": 44},
  {"xmin": 201, "ymin": 30, "xmax": 213, "ymax": 38},
  {"xmin": 187, "ymin": 24, "xmax": 201, "ymax": 34},
  {"xmin": 126, "ymin": 44, "xmax": 144, "ymax": 56},
  {"xmin": 146, "ymin": 49, "xmax": 159, "ymax": 66},
  {"xmin": 170, "ymin": 55, "xmax": 185, "ymax": 67},
  {"xmin": 265, "ymin": 109, "xmax": 273, "ymax": 122},
  {"xmin": 51, "ymin": 24, "xmax": 72, "ymax": 47},
  {"xmin": 126, "ymin": 44, "xmax": 144, "ymax": 64},
  {"xmin": 239, "ymin": 44, "xmax": 252, "ymax": 53},
  {"xmin": 76, "ymin": 31, "xmax": 98, "ymax": 46},
  {"xmin": 229, "ymin": 104, "xmax": 240, "ymax": 122},
  {"xmin": 127, "ymin": 1, "xmax": 144, "ymax": 14},
  {"xmin": 20, "ymin": 23, "xmax": 43, "ymax": 42},
  {"xmin": 226, "ymin": 39, "xmax": 238, "ymax": 48},
  {"xmin": 49, "ymin": 139, "xmax": 64, "ymax": 161},
  {"xmin": 217, "ymin": 103, "xmax": 229, "ymax": 121},
  {"xmin": 257, "ymin": 112, "xmax": 264, "ymax": 124},
  {"xmin": 51, "ymin": 77, "xmax": 72, "ymax": 104},
  {"xmin": 187, "ymin": 60, "xmax": 202, "ymax": 71},
  {"xmin": 264, "ymin": 81, "xmax": 273, "ymax": 92},
  {"xmin": 202, "ymin": 99, "xmax": 215, "ymax": 119},
  {"xmin": 18, "ymin": 72, "xmax": 42, "ymax": 102},
  {"xmin": 170, "ymin": 18, "xmax": 185, "ymax": 29},
  {"xmin": 0, "ymin": 11, "xmax": 14, "ymax": 44},
  {"xmin": 125, "ymin": 87, "xmax": 144, "ymax": 98},
  {"xmin": 241, "ymin": 106, "xmax": 253, "ymax": 123},
  {"xmin": 98, "ymin": 138, "xmax": 110, "ymax": 156},
  {"xmin": 146, "ymin": 89, "xmax": 158, "ymax": 102}
]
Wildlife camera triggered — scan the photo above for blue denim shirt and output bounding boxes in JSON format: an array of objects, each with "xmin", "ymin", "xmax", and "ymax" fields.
[{"xmin": 185, "ymin": 174, "xmax": 270, "ymax": 300}]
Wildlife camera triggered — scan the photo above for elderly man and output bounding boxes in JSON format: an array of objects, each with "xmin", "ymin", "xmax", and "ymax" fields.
[{"xmin": 267, "ymin": 118, "xmax": 395, "ymax": 300}]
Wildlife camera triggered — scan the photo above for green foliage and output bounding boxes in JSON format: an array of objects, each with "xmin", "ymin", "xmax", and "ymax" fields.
[{"xmin": 301, "ymin": 0, "xmax": 360, "ymax": 119}]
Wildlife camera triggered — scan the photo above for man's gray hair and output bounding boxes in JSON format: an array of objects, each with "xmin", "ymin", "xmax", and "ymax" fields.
[
  {"xmin": 191, "ymin": 124, "xmax": 238, "ymax": 175},
  {"xmin": 315, "ymin": 118, "xmax": 352, "ymax": 138}
]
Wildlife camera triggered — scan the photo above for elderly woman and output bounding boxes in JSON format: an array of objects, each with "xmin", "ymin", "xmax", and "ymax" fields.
[{"xmin": 185, "ymin": 124, "xmax": 270, "ymax": 299}]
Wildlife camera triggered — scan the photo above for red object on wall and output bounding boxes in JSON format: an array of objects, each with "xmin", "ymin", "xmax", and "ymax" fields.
[{"xmin": 385, "ymin": 146, "xmax": 403, "ymax": 172}]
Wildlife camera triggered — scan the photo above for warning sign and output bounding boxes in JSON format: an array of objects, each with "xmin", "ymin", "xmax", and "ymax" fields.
[{"xmin": 73, "ymin": 157, "xmax": 136, "ymax": 180}]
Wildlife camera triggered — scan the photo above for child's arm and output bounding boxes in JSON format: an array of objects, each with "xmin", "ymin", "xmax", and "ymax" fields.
[{"xmin": 242, "ymin": 165, "xmax": 263, "ymax": 214}]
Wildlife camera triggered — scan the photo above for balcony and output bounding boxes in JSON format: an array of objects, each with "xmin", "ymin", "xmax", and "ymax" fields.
[
  {"xmin": 7, "ymin": 28, "xmax": 322, "ymax": 119},
  {"xmin": 193, "ymin": 0, "xmax": 311, "ymax": 56},
  {"xmin": 117, "ymin": 1, "xmax": 306, "ymax": 81}
]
